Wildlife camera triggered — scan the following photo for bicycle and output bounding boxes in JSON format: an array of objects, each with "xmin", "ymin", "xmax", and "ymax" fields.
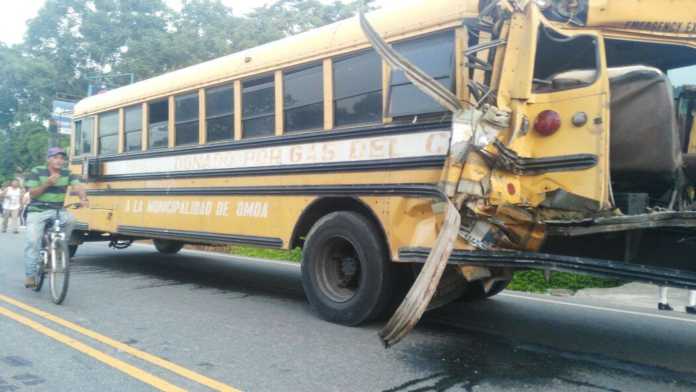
[{"xmin": 32, "ymin": 202, "xmax": 81, "ymax": 304}]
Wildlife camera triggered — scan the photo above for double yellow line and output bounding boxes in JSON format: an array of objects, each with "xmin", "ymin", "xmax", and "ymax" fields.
[{"xmin": 0, "ymin": 294, "xmax": 240, "ymax": 391}]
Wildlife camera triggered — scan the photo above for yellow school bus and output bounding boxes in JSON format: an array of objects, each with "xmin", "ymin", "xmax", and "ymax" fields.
[{"xmin": 69, "ymin": 0, "xmax": 696, "ymax": 346}]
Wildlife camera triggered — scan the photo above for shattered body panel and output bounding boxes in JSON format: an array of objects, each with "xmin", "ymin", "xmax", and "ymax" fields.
[{"xmin": 363, "ymin": 1, "xmax": 696, "ymax": 346}]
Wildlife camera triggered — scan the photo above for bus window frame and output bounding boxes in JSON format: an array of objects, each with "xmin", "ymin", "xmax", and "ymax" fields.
[
  {"xmin": 148, "ymin": 98, "xmax": 170, "ymax": 150},
  {"xmin": 241, "ymin": 74, "xmax": 276, "ymax": 139},
  {"xmin": 97, "ymin": 110, "xmax": 119, "ymax": 156},
  {"xmin": 74, "ymin": 116, "xmax": 95, "ymax": 157},
  {"xmin": 332, "ymin": 48, "xmax": 384, "ymax": 129},
  {"xmin": 73, "ymin": 119, "xmax": 82, "ymax": 157},
  {"xmin": 205, "ymin": 83, "xmax": 235, "ymax": 144},
  {"xmin": 124, "ymin": 104, "xmax": 143, "ymax": 153},
  {"xmin": 531, "ymin": 24, "xmax": 602, "ymax": 94},
  {"xmin": 283, "ymin": 61, "xmax": 325, "ymax": 134},
  {"xmin": 386, "ymin": 29, "xmax": 456, "ymax": 119},
  {"xmin": 174, "ymin": 92, "xmax": 200, "ymax": 147}
]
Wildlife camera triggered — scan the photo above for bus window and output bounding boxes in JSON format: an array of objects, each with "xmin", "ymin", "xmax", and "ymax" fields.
[
  {"xmin": 390, "ymin": 31, "xmax": 454, "ymax": 118},
  {"xmin": 74, "ymin": 120, "xmax": 82, "ymax": 156},
  {"xmin": 124, "ymin": 105, "xmax": 142, "ymax": 152},
  {"xmin": 206, "ymin": 85, "xmax": 234, "ymax": 143},
  {"xmin": 175, "ymin": 93, "xmax": 199, "ymax": 146},
  {"xmin": 98, "ymin": 111, "xmax": 119, "ymax": 155},
  {"xmin": 333, "ymin": 50, "xmax": 382, "ymax": 127},
  {"xmin": 148, "ymin": 99, "xmax": 169, "ymax": 149},
  {"xmin": 284, "ymin": 63, "xmax": 323, "ymax": 133},
  {"xmin": 242, "ymin": 76, "xmax": 275, "ymax": 139},
  {"xmin": 77, "ymin": 117, "xmax": 94, "ymax": 156},
  {"xmin": 532, "ymin": 26, "xmax": 598, "ymax": 93}
]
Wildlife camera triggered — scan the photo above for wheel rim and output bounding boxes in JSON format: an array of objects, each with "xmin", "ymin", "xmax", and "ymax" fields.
[
  {"xmin": 34, "ymin": 239, "xmax": 49, "ymax": 292},
  {"xmin": 49, "ymin": 245, "xmax": 69, "ymax": 304},
  {"xmin": 316, "ymin": 236, "xmax": 362, "ymax": 303}
]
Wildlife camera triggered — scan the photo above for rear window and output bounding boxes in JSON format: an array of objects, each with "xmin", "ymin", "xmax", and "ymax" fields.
[
  {"xmin": 389, "ymin": 31, "xmax": 455, "ymax": 117},
  {"xmin": 532, "ymin": 27, "xmax": 598, "ymax": 93}
]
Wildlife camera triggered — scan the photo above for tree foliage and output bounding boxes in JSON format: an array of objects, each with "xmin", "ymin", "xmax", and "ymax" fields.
[{"xmin": 0, "ymin": 0, "xmax": 369, "ymax": 183}]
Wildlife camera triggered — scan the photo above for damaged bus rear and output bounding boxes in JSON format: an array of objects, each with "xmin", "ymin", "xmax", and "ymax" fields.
[{"xmin": 376, "ymin": 0, "xmax": 696, "ymax": 345}]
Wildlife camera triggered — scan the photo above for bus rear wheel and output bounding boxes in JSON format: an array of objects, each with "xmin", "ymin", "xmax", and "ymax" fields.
[
  {"xmin": 301, "ymin": 211, "xmax": 395, "ymax": 326},
  {"xmin": 153, "ymin": 239, "xmax": 184, "ymax": 254}
]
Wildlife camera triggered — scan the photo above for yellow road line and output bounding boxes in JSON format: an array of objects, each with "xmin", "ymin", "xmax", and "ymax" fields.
[
  {"xmin": 0, "ymin": 305, "xmax": 186, "ymax": 392},
  {"xmin": 0, "ymin": 294, "xmax": 241, "ymax": 392}
]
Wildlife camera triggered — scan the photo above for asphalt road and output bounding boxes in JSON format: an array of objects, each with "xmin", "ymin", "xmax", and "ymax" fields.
[{"xmin": 1, "ymin": 231, "xmax": 696, "ymax": 391}]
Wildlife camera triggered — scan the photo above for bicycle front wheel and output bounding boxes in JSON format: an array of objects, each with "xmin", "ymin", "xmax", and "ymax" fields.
[
  {"xmin": 33, "ymin": 238, "xmax": 49, "ymax": 292},
  {"xmin": 33, "ymin": 269, "xmax": 45, "ymax": 292},
  {"xmin": 48, "ymin": 240, "xmax": 70, "ymax": 304}
]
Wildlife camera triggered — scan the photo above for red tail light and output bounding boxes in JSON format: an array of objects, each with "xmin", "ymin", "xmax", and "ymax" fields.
[{"xmin": 534, "ymin": 110, "xmax": 561, "ymax": 136}]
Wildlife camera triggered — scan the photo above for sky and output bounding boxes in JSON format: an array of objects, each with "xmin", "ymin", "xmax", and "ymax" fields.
[
  {"xmin": 0, "ymin": 0, "xmax": 44, "ymax": 44},
  {"xmin": 0, "ymin": 0, "xmax": 366, "ymax": 45},
  {"xmin": 669, "ymin": 66, "xmax": 696, "ymax": 87}
]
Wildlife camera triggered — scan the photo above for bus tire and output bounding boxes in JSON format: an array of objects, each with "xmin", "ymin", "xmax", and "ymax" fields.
[
  {"xmin": 301, "ymin": 211, "xmax": 395, "ymax": 326},
  {"xmin": 457, "ymin": 279, "xmax": 510, "ymax": 302},
  {"xmin": 68, "ymin": 245, "xmax": 78, "ymax": 258},
  {"xmin": 153, "ymin": 239, "xmax": 184, "ymax": 254}
]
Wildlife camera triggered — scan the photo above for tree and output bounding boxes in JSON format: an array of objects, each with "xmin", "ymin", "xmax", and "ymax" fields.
[
  {"xmin": 23, "ymin": 0, "xmax": 90, "ymax": 99},
  {"xmin": 0, "ymin": 44, "xmax": 58, "ymax": 181},
  {"xmin": 0, "ymin": 45, "xmax": 57, "ymax": 128},
  {"xmin": 0, "ymin": 0, "xmax": 377, "ymax": 181},
  {"xmin": 242, "ymin": 0, "xmax": 372, "ymax": 46},
  {"xmin": 167, "ymin": 1, "xmax": 245, "ymax": 67}
]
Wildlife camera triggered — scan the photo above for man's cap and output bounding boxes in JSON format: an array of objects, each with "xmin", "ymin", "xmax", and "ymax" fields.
[{"xmin": 47, "ymin": 147, "xmax": 67, "ymax": 158}]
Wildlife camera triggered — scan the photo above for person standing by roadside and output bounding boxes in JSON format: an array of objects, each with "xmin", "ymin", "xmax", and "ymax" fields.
[
  {"xmin": 1, "ymin": 179, "xmax": 23, "ymax": 234},
  {"xmin": 657, "ymin": 285, "xmax": 672, "ymax": 311},
  {"xmin": 687, "ymin": 290, "xmax": 696, "ymax": 315}
]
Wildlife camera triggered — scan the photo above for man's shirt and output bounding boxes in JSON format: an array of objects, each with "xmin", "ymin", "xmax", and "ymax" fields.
[
  {"xmin": 25, "ymin": 166, "xmax": 81, "ymax": 212},
  {"xmin": 2, "ymin": 187, "xmax": 22, "ymax": 210}
]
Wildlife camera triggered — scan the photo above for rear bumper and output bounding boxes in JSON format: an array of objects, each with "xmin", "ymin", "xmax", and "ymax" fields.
[{"xmin": 399, "ymin": 247, "xmax": 696, "ymax": 290}]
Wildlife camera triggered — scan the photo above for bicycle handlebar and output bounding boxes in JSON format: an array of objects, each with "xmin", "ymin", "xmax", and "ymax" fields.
[{"xmin": 30, "ymin": 201, "xmax": 83, "ymax": 210}]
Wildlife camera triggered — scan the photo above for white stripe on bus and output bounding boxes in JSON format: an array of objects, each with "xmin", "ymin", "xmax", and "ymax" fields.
[{"xmin": 105, "ymin": 130, "xmax": 450, "ymax": 176}]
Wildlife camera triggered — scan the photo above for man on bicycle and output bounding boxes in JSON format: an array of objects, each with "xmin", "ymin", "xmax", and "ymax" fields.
[{"xmin": 23, "ymin": 147, "xmax": 89, "ymax": 288}]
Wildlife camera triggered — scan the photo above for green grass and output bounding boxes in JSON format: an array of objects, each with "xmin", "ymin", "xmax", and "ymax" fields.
[
  {"xmin": 508, "ymin": 270, "xmax": 623, "ymax": 293},
  {"xmin": 228, "ymin": 245, "xmax": 302, "ymax": 262},
  {"xmin": 228, "ymin": 246, "xmax": 624, "ymax": 293}
]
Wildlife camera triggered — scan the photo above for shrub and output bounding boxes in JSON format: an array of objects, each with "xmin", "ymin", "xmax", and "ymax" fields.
[{"xmin": 508, "ymin": 270, "xmax": 623, "ymax": 293}]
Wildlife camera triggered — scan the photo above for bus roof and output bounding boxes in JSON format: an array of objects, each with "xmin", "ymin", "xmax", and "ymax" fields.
[{"xmin": 74, "ymin": 0, "xmax": 478, "ymax": 117}]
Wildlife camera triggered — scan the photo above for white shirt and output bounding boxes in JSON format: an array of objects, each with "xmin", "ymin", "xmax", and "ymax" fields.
[{"xmin": 2, "ymin": 187, "xmax": 21, "ymax": 210}]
